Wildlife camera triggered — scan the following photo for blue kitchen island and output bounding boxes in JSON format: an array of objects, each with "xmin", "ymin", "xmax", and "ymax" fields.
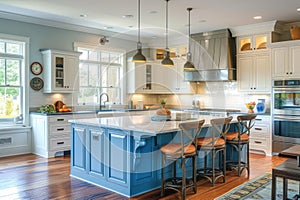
[{"xmin": 69, "ymin": 115, "xmax": 235, "ymax": 197}]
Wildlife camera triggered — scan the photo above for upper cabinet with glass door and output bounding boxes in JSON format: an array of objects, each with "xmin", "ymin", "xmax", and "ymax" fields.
[
  {"xmin": 238, "ymin": 34, "xmax": 269, "ymax": 53},
  {"xmin": 41, "ymin": 49, "xmax": 81, "ymax": 93},
  {"xmin": 237, "ymin": 34, "xmax": 269, "ymax": 53}
]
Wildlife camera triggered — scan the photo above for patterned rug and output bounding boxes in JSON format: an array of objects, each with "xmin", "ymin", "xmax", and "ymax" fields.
[{"xmin": 215, "ymin": 173, "xmax": 299, "ymax": 200}]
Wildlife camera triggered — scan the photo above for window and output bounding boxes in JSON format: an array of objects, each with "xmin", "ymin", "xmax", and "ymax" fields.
[
  {"xmin": 0, "ymin": 38, "xmax": 25, "ymax": 122},
  {"xmin": 76, "ymin": 45, "xmax": 124, "ymax": 106}
]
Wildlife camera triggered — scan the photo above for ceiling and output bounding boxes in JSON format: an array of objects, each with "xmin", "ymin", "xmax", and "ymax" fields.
[{"xmin": 0, "ymin": 0, "xmax": 300, "ymax": 42}]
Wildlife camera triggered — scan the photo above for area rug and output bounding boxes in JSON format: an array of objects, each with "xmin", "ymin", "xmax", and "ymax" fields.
[{"xmin": 215, "ymin": 173, "xmax": 299, "ymax": 200}]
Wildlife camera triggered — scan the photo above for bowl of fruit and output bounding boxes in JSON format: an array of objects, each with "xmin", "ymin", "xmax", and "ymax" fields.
[{"xmin": 246, "ymin": 102, "xmax": 256, "ymax": 113}]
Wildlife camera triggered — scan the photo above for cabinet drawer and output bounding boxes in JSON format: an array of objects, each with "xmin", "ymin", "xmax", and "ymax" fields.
[
  {"xmin": 250, "ymin": 137, "xmax": 268, "ymax": 149},
  {"xmin": 252, "ymin": 125, "xmax": 269, "ymax": 135},
  {"xmin": 50, "ymin": 137, "xmax": 70, "ymax": 150},
  {"xmin": 254, "ymin": 115, "xmax": 270, "ymax": 124},
  {"xmin": 50, "ymin": 124, "xmax": 70, "ymax": 136},
  {"xmin": 49, "ymin": 115, "xmax": 71, "ymax": 123}
]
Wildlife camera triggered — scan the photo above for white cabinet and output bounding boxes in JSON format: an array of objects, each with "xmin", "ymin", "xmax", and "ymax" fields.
[
  {"xmin": 271, "ymin": 44, "xmax": 300, "ymax": 79},
  {"xmin": 166, "ymin": 57, "xmax": 191, "ymax": 93},
  {"xmin": 237, "ymin": 34, "xmax": 268, "ymax": 54},
  {"xmin": 40, "ymin": 49, "xmax": 81, "ymax": 93},
  {"xmin": 30, "ymin": 113, "xmax": 95, "ymax": 158},
  {"xmin": 249, "ymin": 115, "xmax": 271, "ymax": 156},
  {"xmin": 127, "ymin": 58, "xmax": 192, "ymax": 94},
  {"xmin": 127, "ymin": 62, "xmax": 155, "ymax": 93},
  {"xmin": 238, "ymin": 53, "xmax": 271, "ymax": 93}
]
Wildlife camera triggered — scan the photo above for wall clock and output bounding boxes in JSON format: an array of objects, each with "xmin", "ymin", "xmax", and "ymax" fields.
[
  {"xmin": 30, "ymin": 62, "xmax": 43, "ymax": 75},
  {"xmin": 30, "ymin": 77, "xmax": 44, "ymax": 91}
]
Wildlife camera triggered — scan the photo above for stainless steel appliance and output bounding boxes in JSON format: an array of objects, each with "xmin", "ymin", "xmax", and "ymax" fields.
[
  {"xmin": 184, "ymin": 29, "xmax": 236, "ymax": 82},
  {"xmin": 272, "ymin": 79, "xmax": 300, "ymax": 153}
]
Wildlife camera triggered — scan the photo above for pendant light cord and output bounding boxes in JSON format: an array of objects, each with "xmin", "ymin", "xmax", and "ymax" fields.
[
  {"xmin": 165, "ymin": 0, "xmax": 169, "ymax": 50},
  {"xmin": 188, "ymin": 8, "xmax": 191, "ymax": 54},
  {"xmin": 138, "ymin": 0, "xmax": 141, "ymax": 44}
]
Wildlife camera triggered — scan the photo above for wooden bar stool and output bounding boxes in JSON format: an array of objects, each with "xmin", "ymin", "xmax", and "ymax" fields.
[
  {"xmin": 197, "ymin": 116, "xmax": 233, "ymax": 186},
  {"xmin": 160, "ymin": 119, "xmax": 205, "ymax": 200},
  {"xmin": 226, "ymin": 114, "xmax": 257, "ymax": 177}
]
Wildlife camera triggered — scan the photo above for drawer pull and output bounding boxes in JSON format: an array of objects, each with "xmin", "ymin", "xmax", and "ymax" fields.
[
  {"xmin": 255, "ymin": 119, "xmax": 262, "ymax": 121},
  {"xmin": 57, "ymin": 128, "xmax": 64, "ymax": 131},
  {"xmin": 57, "ymin": 142, "xmax": 64, "ymax": 145},
  {"xmin": 254, "ymin": 141, "xmax": 262, "ymax": 144},
  {"xmin": 57, "ymin": 119, "xmax": 65, "ymax": 121},
  {"xmin": 254, "ymin": 128, "xmax": 262, "ymax": 131}
]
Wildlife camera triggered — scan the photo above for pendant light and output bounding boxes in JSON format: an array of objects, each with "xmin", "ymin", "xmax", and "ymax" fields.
[
  {"xmin": 161, "ymin": 0, "xmax": 174, "ymax": 66},
  {"xmin": 183, "ymin": 8, "xmax": 196, "ymax": 70},
  {"xmin": 132, "ymin": 0, "xmax": 146, "ymax": 62}
]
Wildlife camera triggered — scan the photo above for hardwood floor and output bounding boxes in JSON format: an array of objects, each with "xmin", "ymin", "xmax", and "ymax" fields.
[{"xmin": 0, "ymin": 153, "xmax": 287, "ymax": 200}]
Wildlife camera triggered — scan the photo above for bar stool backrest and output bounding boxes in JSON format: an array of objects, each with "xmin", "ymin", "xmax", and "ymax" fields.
[
  {"xmin": 178, "ymin": 119, "xmax": 205, "ymax": 157},
  {"xmin": 237, "ymin": 115, "xmax": 257, "ymax": 139},
  {"xmin": 210, "ymin": 116, "xmax": 233, "ymax": 145}
]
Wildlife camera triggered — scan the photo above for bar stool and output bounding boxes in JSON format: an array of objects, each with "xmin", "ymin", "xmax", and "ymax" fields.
[
  {"xmin": 226, "ymin": 114, "xmax": 257, "ymax": 177},
  {"xmin": 160, "ymin": 119, "xmax": 205, "ymax": 200},
  {"xmin": 196, "ymin": 116, "xmax": 233, "ymax": 186}
]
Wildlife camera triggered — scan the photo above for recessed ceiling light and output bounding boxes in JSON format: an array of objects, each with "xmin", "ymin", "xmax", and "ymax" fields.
[
  {"xmin": 104, "ymin": 26, "xmax": 113, "ymax": 30},
  {"xmin": 123, "ymin": 14, "xmax": 134, "ymax": 18},
  {"xmin": 297, "ymin": 8, "xmax": 300, "ymax": 12},
  {"xmin": 80, "ymin": 14, "xmax": 87, "ymax": 18},
  {"xmin": 253, "ymin": 16, "xmax": 262, "ymax": 20}
]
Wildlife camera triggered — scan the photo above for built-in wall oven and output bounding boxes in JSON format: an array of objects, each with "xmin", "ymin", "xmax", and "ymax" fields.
[{"xmin": 272, "ymin": 80, "xmax": 300, "ymax": 153}]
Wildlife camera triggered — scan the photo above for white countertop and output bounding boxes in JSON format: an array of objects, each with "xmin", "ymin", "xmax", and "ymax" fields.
[{"xmin": 69, "ymin": 115, "xmax": 237, "ymax": 135}]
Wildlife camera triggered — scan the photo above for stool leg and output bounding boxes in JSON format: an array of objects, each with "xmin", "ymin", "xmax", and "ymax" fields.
[
  {"xmin": 161, "ymin": 153, "xmax": 165, "ymax": 197},
  {"xmin": 193, "ymin": 155, "xmax": 197, "ymax": 194},
  {"xmin": 223, "ymin": 148, "xmax": 226, "ymax": 183},
  {"xmin": 182, "ymin": 157, "xmax": 186, "ymax": 200},
  {"xmin": 204, "ymin": 151, "xmax": 207, "ymax": 173},
  {"xmin": 238, "ymin": 145, "xmax": 241, "ymax": 176},
  {"xmin": 271, "ymin": 172, "xmax": 276, "ymax": 200},
  {"xmin": 247, "ymin": 143, "xmax": 250, "ymax": 177},
  {"xmin": 212, "ymin": 149, "xmax": 215, "ymax": 186},
  {"xmin": 283, "ymin": 178, "xmax": 287, "ymax": 200}
]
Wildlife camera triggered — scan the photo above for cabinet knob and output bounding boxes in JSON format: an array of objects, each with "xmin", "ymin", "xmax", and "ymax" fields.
[
  {"xmin": 290, "ymin": 72, "xmax": 293, "ymax": 74},
  {"xmin": 286, "ymin": 72, "xmax": 289, "ymax": 75}
]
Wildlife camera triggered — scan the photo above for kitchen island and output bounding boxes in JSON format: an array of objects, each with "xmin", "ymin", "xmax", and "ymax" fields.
[{"xmin": 69, "ymin": 115, "xmax": 235, "ymax": 197}]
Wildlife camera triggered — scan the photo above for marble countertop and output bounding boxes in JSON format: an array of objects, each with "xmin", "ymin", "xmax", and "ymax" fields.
[{"xmin": 69, "ymin": 115, "xmax": 237, "ymax": 135}]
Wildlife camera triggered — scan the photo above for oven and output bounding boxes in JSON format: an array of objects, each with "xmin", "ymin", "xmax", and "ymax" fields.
[{"xmin": 272, "ymin": 79, "xmax": 300, "ymax": 153}]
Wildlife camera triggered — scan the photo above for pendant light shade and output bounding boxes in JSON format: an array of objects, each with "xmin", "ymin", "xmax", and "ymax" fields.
[
  {"xmin": 161, "ymin": 0, "xmax": 174, "ymax": 66},
  {"xmin": 132, "ymin": 0, "xmax": 146, "ymax": 62},
  {"xmin": 183, "ymin": 7, "xmax": 196, "ymax": 70}
]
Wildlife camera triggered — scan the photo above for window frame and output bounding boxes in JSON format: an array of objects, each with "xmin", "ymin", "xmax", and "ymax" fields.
[
  {"xmin": 74, "ymin": 42, "xmax": 126, "ymax": 106},
  {"xmin": 0, "ymin": 33, "xmax": 29, "ymax": 125}
]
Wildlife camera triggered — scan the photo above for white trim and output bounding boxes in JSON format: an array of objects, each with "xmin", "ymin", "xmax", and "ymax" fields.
[
  {"xmin": 0, "ymin": 33, "xmax": 30, "ymax": 43},
  {"xmin": 73, "ymin": 42, "xmax": 126, "ymax": 105},
  {"xmin": 0, "ymin": 33, "xmax": 30, "ymax": 125}
]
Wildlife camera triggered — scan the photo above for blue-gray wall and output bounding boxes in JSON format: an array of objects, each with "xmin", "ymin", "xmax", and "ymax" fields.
[{"xmin": 0, "ymin": 18, "xmax": 137, "ymax": 108}]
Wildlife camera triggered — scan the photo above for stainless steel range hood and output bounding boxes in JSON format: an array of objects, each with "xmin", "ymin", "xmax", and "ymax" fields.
[{"xmin": 184, "ymin": 29, "xmax": 236, "ymax": 82}]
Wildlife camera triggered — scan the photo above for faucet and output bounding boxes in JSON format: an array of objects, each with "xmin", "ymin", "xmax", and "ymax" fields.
[{"xmin": 99, "ymin": 93, "xmax": 109, "ymax": 110}]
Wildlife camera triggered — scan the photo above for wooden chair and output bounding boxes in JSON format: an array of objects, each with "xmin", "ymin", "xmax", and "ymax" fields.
[
  {"xmin": 160, "ymin": 119, "xmax": 205, "ymax": 200},
  {"xmin": 197, "ymin": 116, "xmax": 233, "ymax": 186},
  {"xmin": 226, "ymin": 114, "xmax": 257, "ymax": 177}
]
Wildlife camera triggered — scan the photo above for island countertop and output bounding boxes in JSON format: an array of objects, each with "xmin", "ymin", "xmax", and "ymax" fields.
[{"xmin": 69, "ymin": 115, "xmax": 237, "ymax": 135}]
